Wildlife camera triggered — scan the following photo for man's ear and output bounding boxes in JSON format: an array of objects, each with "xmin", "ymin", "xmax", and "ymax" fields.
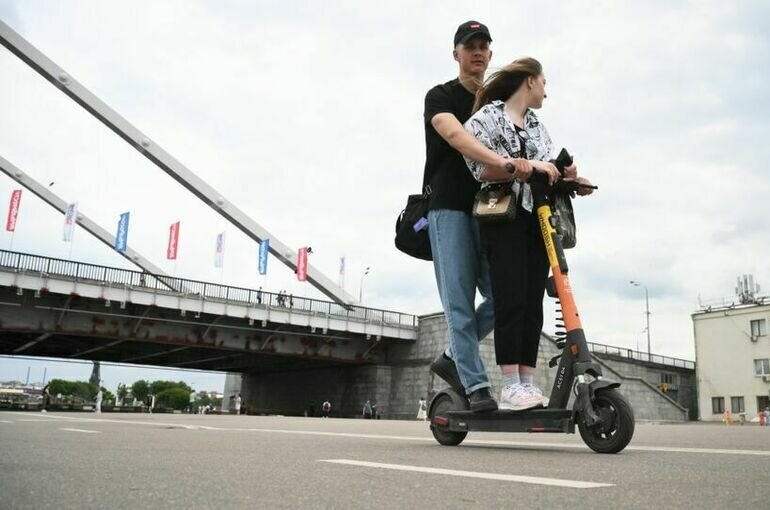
[
  {"xmin": 489, "ymin": 49, "xmax": 493, "ymax": 62},
  {"xmin": 453, "ymin": 49, "xmax": 459, "ymax": 62}
]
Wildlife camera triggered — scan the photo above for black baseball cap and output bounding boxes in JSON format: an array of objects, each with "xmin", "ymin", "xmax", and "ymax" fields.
[{"xmin": 454, "ymin": 20, "xmax": 492, "ymax": 47}]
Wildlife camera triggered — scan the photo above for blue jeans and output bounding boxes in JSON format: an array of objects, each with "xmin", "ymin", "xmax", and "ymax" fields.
[{"xmin": 428, "ymin": 209, "xmax": 495, "ymax": 394}]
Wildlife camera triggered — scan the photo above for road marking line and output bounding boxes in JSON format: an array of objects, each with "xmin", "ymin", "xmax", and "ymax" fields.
[
  {"xmin": 318, "ymin": 459, "xmax": 613, "ymax": 489},
  {"xmin": 0, "ymin": 420, "xmax": 13, "ymax": 423},
  {"xmin": 60, "ymin": 428, "xmax": 100, "ymax": 434},
  {"xmin": 6, "ymin": 413, "xmax": 770, "ymax": 457},
  {"xmin": 16, "ymin": 419, "xmax": 51, "ymax": 422}
]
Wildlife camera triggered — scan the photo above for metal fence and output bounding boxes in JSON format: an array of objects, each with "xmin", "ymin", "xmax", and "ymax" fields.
[
  {"xmin": 587, "ymin": 341, "xmax": 694, "ymax": 370},
  {"xmin": 0, "ymin": 250, "xmax": 418, "ymax": 329}
]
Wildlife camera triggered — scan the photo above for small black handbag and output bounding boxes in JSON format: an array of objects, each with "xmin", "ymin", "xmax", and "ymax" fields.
[{"xmin": 394, "ymin": 187, "xmax": 432, "ymax": 261}]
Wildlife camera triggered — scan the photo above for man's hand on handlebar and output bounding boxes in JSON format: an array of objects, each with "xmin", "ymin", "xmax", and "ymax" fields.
[
  {"xmin": 504, "ymin": 158, "xmax": 533, "ymax": 182},
  {"xmin": 531, "ymin": 160, "xmax": 560, "ymax": 186}
]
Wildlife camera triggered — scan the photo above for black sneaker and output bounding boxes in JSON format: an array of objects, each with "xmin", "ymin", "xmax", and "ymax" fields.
[
  {"xmin": 469, "ymin": 387, "xmax": 498, "ymax": 413},
  {"xmin": 429, "ymin": 353, "xmax": 464, "ymax": 395}
]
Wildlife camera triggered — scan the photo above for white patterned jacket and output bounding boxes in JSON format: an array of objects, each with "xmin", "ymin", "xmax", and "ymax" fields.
[{"xmin": 464, "ymin": 100, "xmax": 553, "ymax": 212}]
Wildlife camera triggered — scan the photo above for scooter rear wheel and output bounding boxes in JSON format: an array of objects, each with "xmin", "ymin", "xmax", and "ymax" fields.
[
  {"xmin": 578, "ymin": 388, "xmax": 634, "ymax": 454},
  {"xmin": 429, "ymin": 393, "xmax": 467, "ymax": 446}
]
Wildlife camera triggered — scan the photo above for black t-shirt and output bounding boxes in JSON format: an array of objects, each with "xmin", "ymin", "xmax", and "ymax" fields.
[{"xmin": 422, "ymin": 78, "xmax": 480, "ymax": 213}]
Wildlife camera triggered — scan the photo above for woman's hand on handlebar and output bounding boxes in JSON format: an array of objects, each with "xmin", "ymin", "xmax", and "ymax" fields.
[
  {"xmin": 563, "ymin": 162, "xmax": 578, "ymax": 180},
  {"xmin": 575, "ymin": 176, "xmax": 594, "ymax": 196},
  {"xmin": 531, "ymin": 160, "xmax": 559, "ymax": 186}
]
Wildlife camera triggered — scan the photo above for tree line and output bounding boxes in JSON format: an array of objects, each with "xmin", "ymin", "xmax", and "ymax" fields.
[{"xmin": 49, "ymin": 379, "xmax": 221, "ymax": 411}]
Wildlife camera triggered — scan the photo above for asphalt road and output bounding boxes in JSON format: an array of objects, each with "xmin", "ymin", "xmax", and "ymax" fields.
[{"xmin": 1, "ymin": 411, "xmax": 769, "ymax": 509}]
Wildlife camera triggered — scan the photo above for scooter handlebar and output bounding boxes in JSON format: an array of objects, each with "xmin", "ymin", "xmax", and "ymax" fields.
[{"xmin": 504, "ymin": 149, "xmax": 598, "ymax": 191}]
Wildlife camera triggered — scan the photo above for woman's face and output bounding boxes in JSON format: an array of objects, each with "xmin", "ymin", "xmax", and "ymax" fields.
[{"xmin": 529, "ymin": 73, "xmax": 547, "ymax": 109}]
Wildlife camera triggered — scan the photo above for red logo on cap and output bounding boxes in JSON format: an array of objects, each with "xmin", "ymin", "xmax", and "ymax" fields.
[{"xmin": 470, "ymin": 24, "xmax": 480, "ymax": 29}]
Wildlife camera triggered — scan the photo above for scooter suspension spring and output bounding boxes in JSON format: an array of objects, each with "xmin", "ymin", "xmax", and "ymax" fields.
[{"xmin": 554, "ymin": 301, "xmax": 565, "ymax": 327}]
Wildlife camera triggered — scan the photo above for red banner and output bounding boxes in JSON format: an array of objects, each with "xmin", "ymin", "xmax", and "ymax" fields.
[
  {"xmin": 167, "ymin": 221, "xmax": 180, "ymax": 260},
  {"xmin": 296, "ymin": 247, "xmax": 308, "ymax": 281},
  {"xmin": 6, "ymin": 189, "xmax": 21, "ymax": 232}
]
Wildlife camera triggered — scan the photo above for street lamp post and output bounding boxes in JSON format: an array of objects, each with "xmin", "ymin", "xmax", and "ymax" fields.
[
  {"xmin": 359, "ymin": 266, "xmax": 370, "ymax": 303},
  {"xmin": 630, "ymin": 280, "xmax": 651, "ymax": 357}
]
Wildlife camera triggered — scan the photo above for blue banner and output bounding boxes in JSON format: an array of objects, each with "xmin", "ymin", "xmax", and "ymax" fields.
[
  {"xmin": 114, "ymin": 212, "xmax": 130, "ymax": 253},
  {"xmin": 258, "ymin": 238, "xmax": 269, "ymax": 275}
]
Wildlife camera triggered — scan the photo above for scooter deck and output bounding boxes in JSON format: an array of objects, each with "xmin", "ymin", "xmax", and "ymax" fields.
[{"xmin": 442, "ymin": 408, "xmax": 575, "ymax": 434}]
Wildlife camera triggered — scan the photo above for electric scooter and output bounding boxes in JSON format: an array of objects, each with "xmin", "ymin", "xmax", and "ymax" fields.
[{"xmin": 428, "ymin": 149, "xmax": 635, "ymax": 454}]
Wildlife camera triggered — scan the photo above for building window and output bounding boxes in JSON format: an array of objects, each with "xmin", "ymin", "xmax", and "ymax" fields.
[
  {"xmin": 712, "ymin": 397, "xmax": 724, "ymax": 414},
  {"xmin": 757, "ymin": 396, "xmax": 770, "ymax": 412},
  {"xmin": 750, "ymin": 319, "xmax": 767, "ymax": 337},
  {"xmin": 660, "ymin": 372, "xmax": 676, "ymax": 385},
  {"xmin": 754, "ymin": 359, "xmax": 770, "ymax": 376},
  {"xmin": 731, "ymin": 396, "xmax": 745, "ymax": 414}
]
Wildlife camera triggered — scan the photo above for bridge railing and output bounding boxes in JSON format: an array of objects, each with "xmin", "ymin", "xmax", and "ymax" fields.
[
  {"xmin": 0, "ymin": 250, "xmax": 418, "ymax": 329},
  {"xmin": 586, "ymin": 341, "xmax": 694, "ymax": 370}
]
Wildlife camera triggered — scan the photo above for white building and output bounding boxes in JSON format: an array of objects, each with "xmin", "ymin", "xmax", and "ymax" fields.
[{"xmin": 693, "ymin": 278, "xmax": 770, "ymax": 422}]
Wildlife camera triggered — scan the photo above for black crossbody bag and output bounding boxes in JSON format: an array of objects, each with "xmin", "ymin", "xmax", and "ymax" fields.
[{"xmin": 394, "ymin": 185, "xmax": 432, "ymax": 261}]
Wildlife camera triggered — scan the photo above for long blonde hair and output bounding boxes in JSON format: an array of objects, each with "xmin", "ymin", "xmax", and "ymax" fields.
[{"xmin": 472, "ymin": 57, "xmax": 543, "ymax": 113}]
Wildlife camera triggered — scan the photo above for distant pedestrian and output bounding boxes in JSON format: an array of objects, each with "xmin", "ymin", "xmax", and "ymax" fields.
[
  {"xmin": 764, "ymin": 408, "xmax": 770, "ymax": 427},
  {"xmin": 322, "ymin": 400, "xmax": 331, "ymax": 418},
  {"xmin": 417, "ymin": 398, "xmax": 427, "ymax": 420},
  {"xmin": 189, "ymin": 390, "xmax": 196, "ymax": 414},
  {"xmin": 95, "ymin": 389, "xmax": 103, "ymax": 414},
  {"xmin": 257, "ymin": 286, "xmax": 263, "ymax": 305},
  {"xmin": 373, "ymin": 404, "xmax": 381, "ymax": 419},
  {"xmin": 363, "ymin": 400, "xmax": 372, "ymax": 419},
  {"xmin": 235, "ymin": 393, "xmax": 242, "ymax": 416},
  {"xmin": 41, "ymin": 383, "xmax": 50, "ymax": 413}
]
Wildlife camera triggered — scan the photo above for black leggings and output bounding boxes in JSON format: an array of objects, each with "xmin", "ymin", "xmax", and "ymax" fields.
[{"xmin": 480, "ymin": 209, "xmax": 550, "ymax": 367}]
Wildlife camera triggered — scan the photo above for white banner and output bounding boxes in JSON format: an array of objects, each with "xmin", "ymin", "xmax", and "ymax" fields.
[
  {"xmin": 63, "ymin": 202, "xmax": 78, "ymax": 242},
  {"xmin": 214, "ymin": 232, "xmax": 225, "ymax": 268}
]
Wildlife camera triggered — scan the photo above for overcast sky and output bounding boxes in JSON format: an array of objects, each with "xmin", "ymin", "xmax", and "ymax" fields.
[{"xmin": 1, "ymin": 1, "xmax": 769, "ymax": 391}]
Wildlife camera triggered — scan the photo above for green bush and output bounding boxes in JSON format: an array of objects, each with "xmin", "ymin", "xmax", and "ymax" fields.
[
  {"xmin": 48, "ymin": 379, "xmax": 97, "ymax": 401},
  {"xmin": 155, "ymin": 388, "xmax": 189, "ymax": 410},
  {"xmin": 150, "ymin": 380, "xmax": 192, "ymax": 395}
]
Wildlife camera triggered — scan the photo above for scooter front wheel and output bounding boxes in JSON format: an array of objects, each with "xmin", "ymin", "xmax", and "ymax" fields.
[
  {"xmin": 578, "ymin": 388, "xmax": 634, "ymax": 454},
  {"xmin": 429, "ymin": 392, "xmax": 468, "ymax": 446}
]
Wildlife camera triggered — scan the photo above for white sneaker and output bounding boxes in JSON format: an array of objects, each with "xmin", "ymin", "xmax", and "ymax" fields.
[
  {"xmin": 499, "ymin": 384, "xmax": 544, "ymax": 411},
  {"xmin": 523, "ymin": 384, "xmax": 550, "ymax": 407}
]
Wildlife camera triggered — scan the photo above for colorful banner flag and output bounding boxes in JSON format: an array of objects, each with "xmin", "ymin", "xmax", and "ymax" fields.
[
  {"xmin": 6, "ymin": 189, "xmax": 22, "ymax": 232},
  {"xmin": 297, "ymin": 247, "xmax": 308, "ymax": 281},
  {"xmin": 338, "ymin": 256, "xmax": 346, "ymax": 288},
  {"xmin": 214, "ymin": 232, "xmax": 225, "ymax": 268},
  {"xmin": 167, "ymin": 221, "xmax": 180, "ymax": 260},
  {"xmin": 63, "ymin": 202, "xmax": 78, "ymax": 242},
  {"xmin": 258, "ymin": 238, "xmax": 269, "ymax": 275},
  {"xmin": 114, "ymin": 212, "xmax": 130, "ymax": 253}
]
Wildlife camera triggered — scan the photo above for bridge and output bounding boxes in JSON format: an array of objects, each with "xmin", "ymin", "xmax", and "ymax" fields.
[
  {"xmin": 0, "ymin": 249, "xmax": 417, "ymax": 372},
  {"xmin": 0, "ymin": 19, "xmax": 421, "ymax": 372}
]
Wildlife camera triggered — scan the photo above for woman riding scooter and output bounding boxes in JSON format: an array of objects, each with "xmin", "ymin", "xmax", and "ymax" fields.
[{"xmin": 464, "ymin": 57, "xmax": 594, "ymax": 411}]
